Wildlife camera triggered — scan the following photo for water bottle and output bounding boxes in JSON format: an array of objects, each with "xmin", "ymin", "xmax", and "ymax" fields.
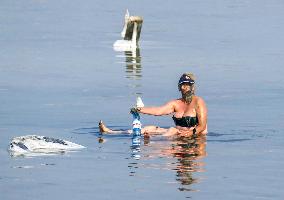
[
  {"xmin": 131, "ymin": 96, "xmax": 144, "ymax": 137},
  {"xmin": 131, "ymin": 110, "xmax": 141, "ymax": 157},
  {"xmin": 131, "ymin": 97, "xmax": 144, "ymax": 149},
  {"xmin": 132, "ymin": 112, "xmax": 141, "ymax": 136}
]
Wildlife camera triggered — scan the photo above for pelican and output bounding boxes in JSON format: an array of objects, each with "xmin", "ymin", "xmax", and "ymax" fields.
[{"xmin": 113, "ymin": 9, "xmax": 143, "ymax": 52}]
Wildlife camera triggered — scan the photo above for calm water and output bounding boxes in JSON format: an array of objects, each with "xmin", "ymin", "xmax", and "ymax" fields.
[{"xmin": 1, "ymin": 0, "xmax": 284, "ymax": 199}]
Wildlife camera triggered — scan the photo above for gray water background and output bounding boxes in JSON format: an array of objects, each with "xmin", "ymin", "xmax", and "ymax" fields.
[{"xmin": 1, "ymin": 0, "xmax": 284, "ymax": 199}]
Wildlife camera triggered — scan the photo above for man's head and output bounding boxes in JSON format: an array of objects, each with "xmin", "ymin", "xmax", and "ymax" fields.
[
  {"xmin": 178, "ymin": 73, "xmax": 195, "ymax": 104},
  {"xmin": 178, "ymin": 73, "xmax": 195, "ymax": 86}
]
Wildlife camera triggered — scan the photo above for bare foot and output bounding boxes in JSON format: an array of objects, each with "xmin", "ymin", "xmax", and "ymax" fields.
[
  {"xmin": 99, "ymin": 120, "xmax": 112, "ymax": 133},
  {"xmin": 143, "ymin": 131, "xmax": 150, "ymax": 139},
  {"xmin": 143, "ymin": 132, "xmax": 150, "ymax": 145}
]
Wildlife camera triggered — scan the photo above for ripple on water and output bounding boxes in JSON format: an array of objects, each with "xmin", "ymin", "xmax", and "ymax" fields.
[
  {"xmin": 11, "ymin": 165, "xmax": 34, "ymax": 169},
  {"xmin": 11, "ymin": 163, "xmax": 56, "ymax": 169},
  {"xmin": 207, "ymin": 131, "xmax": 252, "ymax": 143}
]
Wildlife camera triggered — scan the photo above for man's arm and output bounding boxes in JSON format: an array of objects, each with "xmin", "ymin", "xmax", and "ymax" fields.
[
  {"xmin": 139, "ymin": 100, "xmax": 175, "ymax": 116},
  {"xmin": 195, "ymin": 97, "xmax": 207, "ymax": 134}
]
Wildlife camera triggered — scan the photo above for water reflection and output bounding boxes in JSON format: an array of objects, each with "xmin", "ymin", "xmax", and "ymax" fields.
[
  {"xmin": 142, "ymin": 135, "xmax": 207, "ymax": 195},
  {"xmin": 128, "ymin": 134, "xmax": 147, "ymax": 176},
  {"xmin": 95, "ymin": 130, "xmax": 207, "ymax": 195},
  {"xmin": 126, "ymin": 134, "xmax": 207, "ymax": 196},
  {"xmin": 131, "ymin": 134, "xmax": 142, "ymax": 160},
  {"xmin": 124, "ymin": 48, "xmax": 142, "ymax": 80},
  {"xmin": 114, "ymin": 47, "xmax": 142, "ymax": 94},
  {"xmin": 171, "ymin": 136, "xmax": 207, "ymax": 192},
  {"xmin": 128, "ymin": 134, "xmax": 151, "ymax": 176},
  {"xmin": 93, "ymin": 127, "xmax": 206, "ymax": 194}
]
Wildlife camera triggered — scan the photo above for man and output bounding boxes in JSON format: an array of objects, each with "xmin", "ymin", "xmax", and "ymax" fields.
[{"xmin": 99, "ymin": 73, "xmax": 207, "ymax": 137}]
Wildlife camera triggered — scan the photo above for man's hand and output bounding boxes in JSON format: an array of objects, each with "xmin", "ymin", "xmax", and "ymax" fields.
[
  {"xmin": 177, "ymin": 129, "xmax": 193, "ymax": 137},
  {"xmin": 130, "ymin": 107, "xmax": 141, "ymax": 114}
]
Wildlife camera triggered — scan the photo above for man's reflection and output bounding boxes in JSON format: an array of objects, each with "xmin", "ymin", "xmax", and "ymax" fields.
[{"xmin": 171, "ymin": 135, "xmax": 207, "ymax": 192}]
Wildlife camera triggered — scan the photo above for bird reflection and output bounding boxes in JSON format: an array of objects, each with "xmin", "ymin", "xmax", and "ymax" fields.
[
  {"xmin": 114, "ymin": 46, "xmax": 142, "ymax": 94},
  {"xmin": 125, "ymin": 47, "xmax": 142, "ymax": 80}
]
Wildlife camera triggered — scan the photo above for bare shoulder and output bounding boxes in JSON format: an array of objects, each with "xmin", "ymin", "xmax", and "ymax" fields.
[
  {"xmin": 158, "ymin": 99, "xmax": 179, "ymax": 108},
  {"xmin": 165, "ymin": 99, "xmax": 181, "ymax": 108},
  {"xmin": 166, "ymin": 99, "xmax": 180, "ymax": 104},
  {"xmin": 194, "ymin": 96, "xmax": 207, "ymax": 107},
  {"xmin": 171, "ymin": 98, "xmax": 183, "ymax": 105}
]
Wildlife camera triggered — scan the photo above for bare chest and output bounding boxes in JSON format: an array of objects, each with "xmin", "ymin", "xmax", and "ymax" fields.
[{"xmin": 174, "ymin": 99, "xmax": 197, "ymax": 117}]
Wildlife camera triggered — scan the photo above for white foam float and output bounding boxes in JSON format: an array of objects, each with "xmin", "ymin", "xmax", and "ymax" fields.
[{"xmin": 9, "ymin": 135, "xmax": 85, "ymax": 156}]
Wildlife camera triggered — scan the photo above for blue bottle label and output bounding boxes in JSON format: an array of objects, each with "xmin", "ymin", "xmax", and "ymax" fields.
[{"xmin": 132, "ymin": 118, "xmax": 141, "ymax": 136}]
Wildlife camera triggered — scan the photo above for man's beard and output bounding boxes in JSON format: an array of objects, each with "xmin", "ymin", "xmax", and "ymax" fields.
[{"xmin": 182, "ymin": 91, "xmax": 194, "ymax": 104}]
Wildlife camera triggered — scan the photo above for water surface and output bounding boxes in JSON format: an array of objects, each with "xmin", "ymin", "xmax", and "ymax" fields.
[{"xmin": 1, "ymin": 0, "xmax": 284, "ymax": 199}]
